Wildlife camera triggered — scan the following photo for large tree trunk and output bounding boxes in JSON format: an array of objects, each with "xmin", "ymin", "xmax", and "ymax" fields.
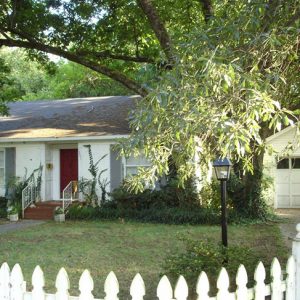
[{"xmin": 240, "ymin": 125, "xmax": 271, "ymax": 219}]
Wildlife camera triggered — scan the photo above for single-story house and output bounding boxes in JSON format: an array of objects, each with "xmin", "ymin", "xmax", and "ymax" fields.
[
  {"xmin": 265, "ymin": 124, "xmax": 300, "ymax": 208},
  {"xmin": 0, "ymin": 95, "xmax": 298, "ymax": 214},
  {"xmin": 0, "ymin": 96, "xmax": 151, "ymax": 208}
]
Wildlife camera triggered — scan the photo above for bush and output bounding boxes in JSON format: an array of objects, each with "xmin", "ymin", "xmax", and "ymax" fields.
[
  {"xmin": 200, "ymin": 174, "xmax": 245, "ymax": 210},
  {"xmin": 163, "ymin": 238, "xmax": 261, "ymax": 290},
  {"xmin": 67, "ymin": 204, "xmax": 98, "ymax": 219},
  {"xmin": 0, "ymin": 197, "xmax": 8, "ymax": 217},
  {"xmin": 68, "ymin": 174, "xmax": 269, "ymax": 225},
  {"xmin": 67, "ymin": 203, "xmax": 222, "ymax": 225},
  {"xmin": 110, "ymin": 178, "xmax": 200, "ymax": 210}
]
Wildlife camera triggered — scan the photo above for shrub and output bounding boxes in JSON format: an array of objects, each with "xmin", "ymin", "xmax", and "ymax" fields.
[
  {"xmin": 67, "ymin": 203, "xmax": 222, "ymax": 225},
  {"xmin": 163, "ymin": 238, "xmax": 261, "ymax": 290},
  {"xmin": 6, "ymin": 176, "xmax": 27, "ymax": 206},
  {"xmin": 67, "ymin": 204, "xmax": 98, "ymax": 220},
  {"xmin": 110, "ymin": 178, "xmax": 200, "ymax": 210},
  {"xmin": 199, "ymin": 173, "xmax": 274, "ymax": 221},
  {"xmin": 0, "ymin": 197, "xmax": 8, "ymax": 217}
]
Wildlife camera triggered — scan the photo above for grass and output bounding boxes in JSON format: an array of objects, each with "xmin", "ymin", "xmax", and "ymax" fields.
[
  {"xmin": 0, "ymin": 218, "xmax": 9, "ymax": 225},
  {"xmin": 0, "ymin": 220, "xmax": 288, "ymax": 299}
]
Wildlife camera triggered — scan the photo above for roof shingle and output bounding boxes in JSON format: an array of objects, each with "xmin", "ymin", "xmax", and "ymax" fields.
[{"xmin": 0, "ymin": 96, "xmax": 140, "ymax": 139}]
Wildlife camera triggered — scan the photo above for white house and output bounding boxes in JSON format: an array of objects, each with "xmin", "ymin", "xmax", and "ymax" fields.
[
  {"xmin": 265, "ymin": 125, "xmax": 300, "ymax": 208},
  {"xmin": 0, "ymin": 96, "xmax": 150, "ymax": 205},
  {"xmin": 1, "ymin": 95, "xmax": 298, "ymax": 214}
]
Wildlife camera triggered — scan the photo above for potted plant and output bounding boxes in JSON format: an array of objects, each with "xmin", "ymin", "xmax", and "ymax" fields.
[
  {"xmin": 7, "ymin": 205, "xmax": 19, "ymax": 222},
  {"xmin": 54, "ymin": 206, "xmax": 65, "ymax": 222}
]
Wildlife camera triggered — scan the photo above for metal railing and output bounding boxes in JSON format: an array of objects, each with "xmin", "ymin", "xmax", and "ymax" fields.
[
  {"xmin": 22, "ymin": 183, "xmax": 36, "ymax": 218},
  {"xmin": 62, "ymin": 180, "xmax": 78, "ymax": 211}
]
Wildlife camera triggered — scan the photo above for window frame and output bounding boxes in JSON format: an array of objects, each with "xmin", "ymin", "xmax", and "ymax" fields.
[
  {"xmin": 122, "ymin": 156, "xmax": 151, "ymax": 178},
  {"xmin": 276, "ymin": 157, "xmax": 300, "ymax": 170},
  {"xmin": 291, "ymin": 157, "xmax": 300, "ymax": 169}
]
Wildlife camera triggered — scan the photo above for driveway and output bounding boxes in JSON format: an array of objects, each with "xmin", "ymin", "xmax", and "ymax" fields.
[
  {"xmin": 0, "ymin": 219, "xmax": 45, "ymax": 234},
  {"xmin": 276, "ymin": 209, "xmax": 300, "ymax": 250}
]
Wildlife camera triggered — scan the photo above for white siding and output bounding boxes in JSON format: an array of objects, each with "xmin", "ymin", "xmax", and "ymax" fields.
[
  {"xmin": 266, "ymin": 126, "xmax": 300, "ymax": 208},
  {"xmin": 15, "ymin": 143, "xmax": 46, "ymax": 200},
  {"xmin": 45, "ymin": 145, "xmax": 52, "ymax": 200},
  {"xmin": 267, "ymin": 126, "xmax": 300, "ymax": 154},
  {"xmin": 78, "ymin": 142, "xmax": 111, "ymax": 198}
]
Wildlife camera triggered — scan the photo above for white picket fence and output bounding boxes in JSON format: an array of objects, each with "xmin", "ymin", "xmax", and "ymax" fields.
[{"xmin": 1, "ymin": 224, "xmax": 300, "ymax": 300}]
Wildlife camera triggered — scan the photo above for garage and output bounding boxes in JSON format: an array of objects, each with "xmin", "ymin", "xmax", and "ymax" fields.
[
  {"xmin": 276, "ymin": 157, "xmax": 300, "ymax": 208},
  {"xmin": 264, "ymin": 124, "xmax": 300, "ymax": 209}
]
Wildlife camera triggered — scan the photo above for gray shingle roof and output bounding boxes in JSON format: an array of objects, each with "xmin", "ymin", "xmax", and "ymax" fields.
[{"xmin": 0, "ymin": 96, "xmax": 140, "ymax": 139}]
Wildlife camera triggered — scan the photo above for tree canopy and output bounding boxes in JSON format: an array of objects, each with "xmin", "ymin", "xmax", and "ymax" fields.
[{"xmin": 0, "ymin": 48, "xmax": 131, "ymax": 101}]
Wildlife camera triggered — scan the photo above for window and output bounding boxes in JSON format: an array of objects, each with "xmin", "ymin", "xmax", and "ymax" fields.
[
  {"xmin": 291, "ymin": 158, "xmax": 300, "ymax": 169},
  {"xmin": 276, "ymin": 157, "xmax": 300, "ymax": 170},
  {"xmin": 124, "ymin": 155, "xmax": 151, "ymax": 178},
  {"xmin": 0, "ymin": 150, "xmax": 4, "ymax": 186},
  {"xmin": 277, "ymin": 158, "xmax": 289, "ymax": 169}
]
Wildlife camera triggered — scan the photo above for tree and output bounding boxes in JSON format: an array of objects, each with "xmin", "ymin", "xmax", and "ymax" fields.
[
  {"xmin": 117, "ymin": 0, "xmax": 300, "ymax": 217},
  {"xmin": 0, "ymin": 56, "xmax": 20, "ymax": 115},
  {"xmin": 1, "ymin": 0, "xmax": 300, "ymax": 217},
  {"xmin": 0, "ymin": 48, "xmax": 132, "ymax": 100},
  {"xmin": 0, "ymin": 48, "xmax": 52, "ymax": 100}
]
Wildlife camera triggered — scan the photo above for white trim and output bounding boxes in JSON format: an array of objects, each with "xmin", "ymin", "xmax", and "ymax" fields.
[
  {"xmin": 126, "ymin": 164, "xmax": 152, "ymax": 167},
  {"xmin": 266, "ymin": 124, "xmax": 297, "ymax": 143},
  {"xmin": 0, "ymin": 134, "xmax": 129, "ymax": 144}
]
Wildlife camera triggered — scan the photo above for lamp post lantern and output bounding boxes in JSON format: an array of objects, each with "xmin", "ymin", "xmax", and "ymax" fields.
[{"xmin": 213, "ymin": 158, "xmax": 232, "ymax": 247}]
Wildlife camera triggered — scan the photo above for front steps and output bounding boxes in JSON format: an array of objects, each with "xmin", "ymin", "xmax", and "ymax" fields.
[{"xmin": 24, "ymin": 201, "xmax": 63, "ymax": 220}]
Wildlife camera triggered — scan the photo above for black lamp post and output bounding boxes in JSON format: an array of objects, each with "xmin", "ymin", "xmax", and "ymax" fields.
[{"xmin": 213, "ymin": 158, "xmax": 232, "ymax": 247}]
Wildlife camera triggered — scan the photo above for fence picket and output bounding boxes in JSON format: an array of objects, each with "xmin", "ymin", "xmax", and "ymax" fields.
[
  {"xmin": 254, "ymin": 262, "xmax": 266, "ymax": 300},
  {"xmin": 0, "ymin": 263, "xmax": 10, "ymax": 300},
  {"xmin": 270, "ymin": 258, "xmax": 282, "ymax": 300},
  {"xmin": 10, "ymin": 264, "xmax": 24, "ymax": 300},
  {"xmin": 196, "ymin": 271, "xmax": 210, "ymax": 300},
  {"xmin": 157, "ymin": 275, "xmax": 172, "ymax": 300},
  {"xmin": 55, "ymin": 268, "xmax": 70, "ymax": 300},
  {"xmin": 104, "ymin": 271, "xmax": 119, "ymax": 300},
  {"xmin": 79, "ymin": 270, "xmax": 94, "ymax": 300},
  {"xmin": 174, "ymin": 276, "xmax": 188, "ymax": 300},
  {"xmin": 0, "ymin": 250, "xmax": 299, "ymax": 300},
  {"xmin": 130, "ymin": 273, "xmax": 145, "ymax": 300},
  {"xmin": 286, "ymin": 256, "xmax": 296, "ymax": 300},
  {"xmin": 235, "ymin": 264, "xmax": 248, "ymax": 300},
  {"xmin": 32, "ymin": 265, "xmax": 45, "ymax": 300},
  {"xmin": 216, "ymin": 268, "xmax": 230, "ymax": 300}
]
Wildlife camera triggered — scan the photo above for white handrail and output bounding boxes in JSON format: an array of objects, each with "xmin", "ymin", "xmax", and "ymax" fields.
[
  {"xmin": 22, "ymin": 183, "xmax": 36, "ymax": 218},
  {"xmin": 62, "ymin": 181, "xmax": 78, "ymax": 211}
]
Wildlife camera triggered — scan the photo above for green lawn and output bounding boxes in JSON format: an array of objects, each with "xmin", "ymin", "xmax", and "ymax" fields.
[{"xmin": 0, "ymin": 220, "xmax": 288, "ymax": 299}]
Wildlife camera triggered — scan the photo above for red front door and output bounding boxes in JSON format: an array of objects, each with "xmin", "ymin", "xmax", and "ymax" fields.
[{"xmin": 60, "ymin": 149, "xmax": 78, "ymax": 194}]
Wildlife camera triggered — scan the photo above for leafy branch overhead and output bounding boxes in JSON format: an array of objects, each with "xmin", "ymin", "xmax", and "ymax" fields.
[
  {"xmin": 118, "ymin": 0, "xmax": 300, "ymax": 191},
  {"xmin": 0, "ymin": 0, "xmax": 225, "ymax": 95}
]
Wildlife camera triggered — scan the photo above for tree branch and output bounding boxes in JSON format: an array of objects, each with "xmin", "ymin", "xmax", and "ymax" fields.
[
  {"xmin": 0, "ymin": 38, "xmax": 148, "ymax": 96},
  {"xmin": 261, "ymin": 0, "xmax": 281, "ymax": 31},
  {"xmin": 6, "ymin": 26, "xmax": 155, "ymax": 63},
  {"xmin": 197, "ymin": 0, "xmax": 213, "ymax": 23},
  {"xmin": 75, "ymin": 50, "xmax": 155, "ymax": 63},
  {"xmin": 137, "ymin": 0, "xmax": 175, "ymax": 66},
  {"xmin": 286, "ymin": 7, "xmax": 300, "ymax": 26}
]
